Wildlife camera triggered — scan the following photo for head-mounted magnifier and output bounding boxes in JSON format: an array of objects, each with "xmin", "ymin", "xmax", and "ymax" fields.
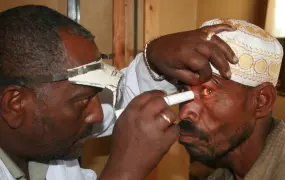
[{"xmin": 0, "ymin": 54, "xmax": 123, "ymax": 106}]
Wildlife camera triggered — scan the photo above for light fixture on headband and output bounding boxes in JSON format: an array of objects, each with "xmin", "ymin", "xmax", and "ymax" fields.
[{"xmin": 0, "ymin": 53, "xmax": 123, "ymax": 106}]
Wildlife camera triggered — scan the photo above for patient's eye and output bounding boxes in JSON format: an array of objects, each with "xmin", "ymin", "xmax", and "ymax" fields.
[{"xmin": 201, "ymin": 88, "xmax": 213, "ymax": 97}]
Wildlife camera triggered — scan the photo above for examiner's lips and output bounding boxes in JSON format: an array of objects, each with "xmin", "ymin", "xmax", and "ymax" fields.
[{"xmin": 73, "ymin": 125, "xmax": 94, "ymax": 145}]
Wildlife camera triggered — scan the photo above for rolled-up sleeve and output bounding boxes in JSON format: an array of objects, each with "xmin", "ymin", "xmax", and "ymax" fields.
[
  {"xmin": 94, "ymin": 52, "xmax": 177, "ymax": 137},
  {"xmin": 117, "ymin": 53, "xmax": 177, "ymax": 109}
]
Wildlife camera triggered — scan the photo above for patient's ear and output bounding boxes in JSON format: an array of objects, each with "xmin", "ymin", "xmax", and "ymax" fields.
[
  {"xmin": 253, "ymin": 82, "xmax": 276, "ymax": 119},
  {"xmin": 0, "ymin": 86, "xmax": 30, "ymax": 128}
]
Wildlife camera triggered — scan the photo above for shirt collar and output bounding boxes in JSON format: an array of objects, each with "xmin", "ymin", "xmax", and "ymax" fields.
[
  {"xmin": 28, "ymin": 161, "xmax": 49, "ymax": 180},
  {"xmin": 0, "ymin": 148, "xmax": 49, "ymax": 180},
  {"xmin": 0, "ymin": 148, "xmax": 25, "ymax": 180}
]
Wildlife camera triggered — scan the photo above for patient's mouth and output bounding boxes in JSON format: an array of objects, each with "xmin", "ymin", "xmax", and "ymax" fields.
[{"xmin": 179, "ymin": 120, "xmax": 209, "ymax": 142}]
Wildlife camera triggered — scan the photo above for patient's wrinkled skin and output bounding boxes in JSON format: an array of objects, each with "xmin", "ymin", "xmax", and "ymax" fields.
[
  {"xmin": 178, "ymin": 74, "xmax": 255, "ymax": 165},
  {"xmin": 178, "ymin": 72, "xmax": 276, "ymax": 179}
]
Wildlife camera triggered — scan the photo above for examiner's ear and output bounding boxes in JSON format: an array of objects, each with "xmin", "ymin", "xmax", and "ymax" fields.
[
  {"xmin": 253, "ymin": 83, "xmax": 276, "ymax": 119},
  {"xmin": 0, "ymin": 86, "xmax": 31, "ymax": 128}
]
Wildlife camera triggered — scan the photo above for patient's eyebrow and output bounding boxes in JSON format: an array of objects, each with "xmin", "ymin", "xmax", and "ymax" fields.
[{"xmin": 210, "ymin": 75, "xmax": 225, "ymax": 88}]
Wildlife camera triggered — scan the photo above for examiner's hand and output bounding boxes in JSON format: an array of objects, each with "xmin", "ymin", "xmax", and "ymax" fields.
[{"xmin": 99, "ymin": 90, "xmax": 179, "ymax": 180}]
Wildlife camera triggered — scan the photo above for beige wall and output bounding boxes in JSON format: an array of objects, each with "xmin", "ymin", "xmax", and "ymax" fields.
[
  {"xmin": 80, "ymin": 0, "xmax": 113, "ymax": 53},
  {"xmin": 0, "ymin": 0, "xmax": 113, "ymax": 59},
  {"xmin": 196, "ymin": 0, "xmax": 268, "ymax": 27},
  {"xmin": 144, "ymin": 0, "xmax": 198, "ymax": 42},
  {"xmin": 273, "ymin": 96, "xmax": 285, "ymax": 120},
  {"xmin": 0, "ymin": 0, "xmax": 66, "ymax": 14}
]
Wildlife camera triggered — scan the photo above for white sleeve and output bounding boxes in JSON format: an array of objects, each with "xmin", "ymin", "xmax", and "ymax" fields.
[
  {"xmin": 93, "ymin": 53, "xmax": 177, "ymax": 137},
  {"xmin": 116, "ymin": 52, "xmax": 177, "ymax": 109}
]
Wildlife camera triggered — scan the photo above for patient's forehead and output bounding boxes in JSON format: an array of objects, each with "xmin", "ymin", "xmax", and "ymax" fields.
[
  {"xmin": 182, "ymin": 74, "xmax": 228, "ymax": 87},
  {"xmin": 181, "ymin": 74, "xmax": 249, "ymax": 94}
]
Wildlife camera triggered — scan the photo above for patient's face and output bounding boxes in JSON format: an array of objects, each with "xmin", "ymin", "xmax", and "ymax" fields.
[{"xmin": 178, "ymin": 75, "xmax": 255, "ymax": 165}]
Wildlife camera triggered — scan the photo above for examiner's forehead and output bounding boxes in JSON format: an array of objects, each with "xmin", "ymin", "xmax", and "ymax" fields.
[{"xmin": 59, "ymin": 30, "xmax": 100, "ymax": 69}]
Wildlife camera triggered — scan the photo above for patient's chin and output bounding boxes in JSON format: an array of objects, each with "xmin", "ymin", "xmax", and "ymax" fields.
[
  {"xmin": 181, "ymin": 143, "xmax": 217, "ymax": 166},
  {"xmin": 183, "ymin": 143, "xmax": 233, "ymax": 168}
]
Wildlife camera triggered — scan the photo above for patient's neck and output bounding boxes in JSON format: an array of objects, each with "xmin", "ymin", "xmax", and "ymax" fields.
[{"xmin": 218, "ymin": 116, "xmax": 273, "ymax": 178}]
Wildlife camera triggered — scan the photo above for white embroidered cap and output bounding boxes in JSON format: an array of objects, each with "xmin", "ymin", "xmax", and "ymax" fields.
[{"xmin": 201, "ymin": 19, "xmax": 283, "ymax": 87}]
